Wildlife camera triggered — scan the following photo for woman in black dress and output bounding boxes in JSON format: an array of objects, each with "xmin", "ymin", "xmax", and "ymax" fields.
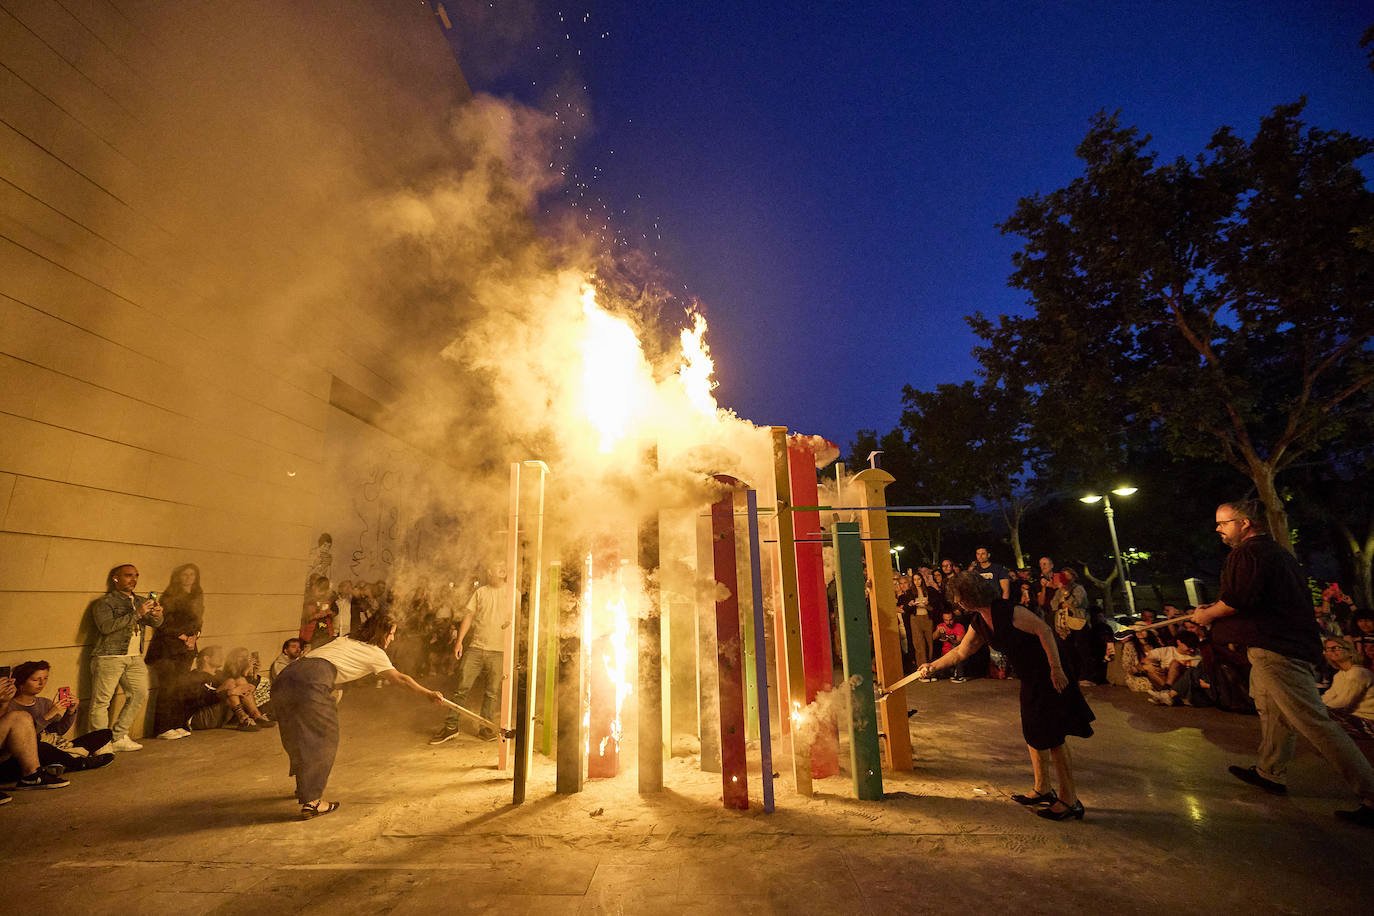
[{"xmin": 916, "ymin": 570, "xmax": 1094, "ymax": 820}]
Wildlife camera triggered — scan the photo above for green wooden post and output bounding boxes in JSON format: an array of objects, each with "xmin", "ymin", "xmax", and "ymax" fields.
[{"xmin": 832, "ymin": 521, "xmax": 884, "ymax": 801}]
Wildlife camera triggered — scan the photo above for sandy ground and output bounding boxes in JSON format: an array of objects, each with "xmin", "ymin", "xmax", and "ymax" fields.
[{"xmin": 4, "ymin": 677, "xmax": 1373, "ymax": 915}]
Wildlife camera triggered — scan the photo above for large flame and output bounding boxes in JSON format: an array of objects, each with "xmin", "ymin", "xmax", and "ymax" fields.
[
  {"xmin": 599, "ymin": 586, "xmax": 633, "ymax": 755},
  {"xmin": 580, "ymin": 286, "xmax": 650, "ymax": 453},
  {"xmin": 677, "ymin": 309, "xmax": 718, "ymax": 417}
]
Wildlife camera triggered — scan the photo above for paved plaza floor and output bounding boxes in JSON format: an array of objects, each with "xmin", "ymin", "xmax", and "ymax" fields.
[{"xmin": 5, "ymin": 677, "xmax": 1372, "ymax": 914}]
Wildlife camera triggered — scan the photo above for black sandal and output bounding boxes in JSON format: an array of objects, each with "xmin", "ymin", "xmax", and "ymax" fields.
[
  {"xmin": 1036, "ymin": 799, "xmax": 1085, "ymax": 821},
  {"xmin": 300, "ymin": 801, "xmax": 340, "ymax": 820},
  {"xmin": 1010, "ymin": 788, "xmax": 1057, "ymax": 806}
]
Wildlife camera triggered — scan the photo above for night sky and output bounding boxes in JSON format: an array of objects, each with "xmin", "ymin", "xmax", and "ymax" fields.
[{"xmin": 447, "ymin": 0, "xmax": 1374, "ymax": 447}]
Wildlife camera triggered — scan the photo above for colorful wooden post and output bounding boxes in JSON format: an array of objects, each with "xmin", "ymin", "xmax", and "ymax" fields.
[
  {"xmin": 586, "ymin": 545, "xmax": 618, "ymax": 780},
  {"xmin": 769, "ymin": 426, "xmax": 813, "ymax": 795},
  {"xmin": 733, "ymin": 497, "xmax": 760, "ymax": 741},
  {"xmin": 512, "ymin": 461, "xmax": 548, "ymax": 804},
  {"xmin": 695, "ymin": 511, "xmax": 722, "ymax": 773},
  {"xmin": 851, "ymin": 468, "xmax": 914, "ymax": 772},
  {"xmin": 745, "ymin": 489, "xmax": 776, "ymax": 813},
  {"xmin": 711, "ymin": 476, "xmax": 750, "ymax": 810},
  {"xmin": 832, "ymin": 521, "xmax": 884, "ymax": 800},
  {"xmin": 787, "ymin": 436, "xmax": 839, "ymax": 779},
  {"xmin": 638, "ymin": 490, "xmax": 664, "ymax": 793},
  {"xmin": 556, "ymin": 559, "xmax": 584, "ymax": 794},
  {"xmin": 499, "ymin": 462, "xmax": 522, "ymax": 772}
]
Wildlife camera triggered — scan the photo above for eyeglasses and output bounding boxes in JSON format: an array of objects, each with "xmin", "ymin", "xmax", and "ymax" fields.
[{"xmin": 1215, "ymin": 517, "xmax": 1242, "ymax": 526}]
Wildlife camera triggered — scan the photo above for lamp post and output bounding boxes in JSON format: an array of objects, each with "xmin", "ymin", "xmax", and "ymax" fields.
[
  {"xmin": 1080, "ymin": 486, "xmax": 1138, "ymax": 615},
  {"xmin": 890, "ymin": 544, "xmax": 905, "ymax": 573}
]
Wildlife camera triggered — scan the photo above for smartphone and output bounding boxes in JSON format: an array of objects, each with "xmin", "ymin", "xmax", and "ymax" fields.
[
  {"xmin": 57, "ymin": 686, "xmax": 72, "ymax": 705},
  {"xmin": 148, "ymin": 591, "xmax": 159, "ymax": 601},
  {"xmin": 0, "ymin": 665, "xmax": 11, "ymax": 679}
]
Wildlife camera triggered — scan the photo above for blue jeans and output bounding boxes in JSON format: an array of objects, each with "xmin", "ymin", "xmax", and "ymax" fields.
[
  {"xmin": 443, "ymin": 647, "xmax": 503, "ymax": 731},
  {"xmin": 89, "ymin": 655, "xmax": 149, "ymax": 740}
]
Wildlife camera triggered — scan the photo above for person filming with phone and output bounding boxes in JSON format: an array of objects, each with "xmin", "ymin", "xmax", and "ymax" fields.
[
  {"xmin": 89, "ymin": 563, "xmax": 163, "ymax": 753},
  {"xmin": 6, "ymin": 661, "xmax": 114, "ymax": 772}
]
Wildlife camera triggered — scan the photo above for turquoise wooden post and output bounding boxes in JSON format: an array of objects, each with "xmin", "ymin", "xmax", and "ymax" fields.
[{"xmin": 832, "ymin": 521, "xmax": 884, "ymax": 801}]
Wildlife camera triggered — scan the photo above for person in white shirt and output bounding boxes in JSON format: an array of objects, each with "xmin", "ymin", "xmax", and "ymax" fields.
[
  {"xmin": 430, "ymin": 564, "xmax": 508, "ymax": 744},
  {"xmin": 1145, "ymin": 632, "xmax": 1210, "ymax": 706},
  {"xmin": 271, "ymin": 613, "xmax": 443, "ymax": 820},
  {"xmin": 334, "ymin": 580, "xmax": 354, "ymax": 639},
  {"xmin": 1323, "ymin": 636, "xmax": 1374, "ymax": 739}
]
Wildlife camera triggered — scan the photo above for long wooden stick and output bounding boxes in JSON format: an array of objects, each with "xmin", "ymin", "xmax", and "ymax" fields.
[
  {"xmin": 876, "ymin": 668, "xmax": 927, "ymax": 700},
  {"xmin": 1113, "ymin": 614, "xmax": 1195, "ymax": 640},
  {"xmin": 439, "ymin": 697, "xmax": 514, "ymax": 738}
]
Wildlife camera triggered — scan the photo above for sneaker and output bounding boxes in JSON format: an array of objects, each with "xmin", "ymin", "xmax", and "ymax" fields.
[
  {"xmin": 1148, "ymin": 690, "xmax": 1177, "ymax": 706},
  {"xmin": 0, "ymin": 791, "xmax": 10, "ymax": 805},
  {"xmin": 951, "ymin": 677, "xmax": 968, "ymax": 684},
  {"xmin": 157, "ymin": 729, "xmax": 189, "ymax": 740},
  {"xmin": 1334, "ymin": 805, "xmax": 1374, "ymax": 828},
  {"xmin": 429, "ymin": 725, "xmax": 462, "ymax": 745},
  {"xmin": 110, "ymin": 735, "xmax": 143, "ymax": 752},
  {"xmin": 80, "ymin": 753, "xmax": 115, "ymax": 771},
  {"xmin": 1228, "ymin": 764, "xmax": 1287, "ymax": 795},
  {"xmin": 13, "ymin": 768, "xmax": 70, "ymax": 790}
]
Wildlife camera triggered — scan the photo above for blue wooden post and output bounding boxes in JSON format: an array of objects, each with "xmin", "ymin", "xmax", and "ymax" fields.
[
  {"xmin": 832, "ymin": 521, "xmax": 884, "ymax": 801},
  {"xmin": 745, "ymin": 489, "xmax": 775, "ymax": 813}
]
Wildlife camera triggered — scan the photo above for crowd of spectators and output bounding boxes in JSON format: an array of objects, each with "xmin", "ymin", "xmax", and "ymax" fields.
[{"xmin": 888, "ymin": 549, "xmax": 1374, "ymax": 745}]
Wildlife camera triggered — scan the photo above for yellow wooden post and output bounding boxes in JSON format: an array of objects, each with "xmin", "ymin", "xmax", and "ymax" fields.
[
  {"xmin": 770, "ymin": 426, "xmax": 812, "ymax": 796},
  {"xmin": 851, "ymin": 468, "xmax": 913, "ymax": 772}
]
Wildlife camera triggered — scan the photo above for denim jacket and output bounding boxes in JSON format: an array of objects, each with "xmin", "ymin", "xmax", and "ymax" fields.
[{"xmin": 91, "ymin": 590, "xmax": 163, "ymax": 657}]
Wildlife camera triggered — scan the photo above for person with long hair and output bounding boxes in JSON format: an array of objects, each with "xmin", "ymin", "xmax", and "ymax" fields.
[
  {"xmin": 271, "ymin": 612, "xmax": 444, "ymax": 820},
  {"xmin": 145, "ymin": 564, "xmax": 205, "ymax": 666},
  {"xmin": 916, "ymin": 570, "xmax": 1095, "ymax": 820}
]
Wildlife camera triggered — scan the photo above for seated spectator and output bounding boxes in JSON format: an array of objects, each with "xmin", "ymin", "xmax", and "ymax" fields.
[
  {"xmin": 1322, "ymin": 637, "xmax": 1374, "ymax": 740},
  {"xmin": 932, "ymin": 610, "xmax": 969, "ymax": 682},
  {"xmin": 1114, "ymin": 632, "xmax": 1154, "ymax": 694},
  {"xmin": 0, "ymin": 672, "xmax": 71, "ymax": 798},
  {"xmin": 300, "ymin": 576, "xmax": 337, "ymax": 649},
  {"xmin": 271, "ymin": 638, "xmax": 305, "ymax": 682},
  {"xmin": 1146, "ymin": 632, "xmax": 1212, "ymax": 707},
  {"xmin": 150, "ymin": 630, "xmax": 218, "ymax": 740},
  {"xmin": 1314, "ymin": 601, "xmax": 1344, "ymax": 640},
  {"xmin": 1132, "ymin": 609, "xmax": 1167, "ymax": 651},
  {"xmin": 1323, "ymin": 583, "xmax": 1359, "ymax": 634},
  {"xmin": 1353, "ymin": 613, "xmax": 1374, "ymax": 669},
  {"xmin": 5, "ymin": 661, "xmax": 114, "ymax": 771},
  {"xmin": 218, "ymin": 648, "xmax": 274, "ymax": 730}
]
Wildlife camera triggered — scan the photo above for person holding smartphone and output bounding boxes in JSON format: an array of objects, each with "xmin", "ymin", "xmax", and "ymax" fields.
[
  {"xmin": 0, "ymin": 670, "xmax": 71, "ymax": 800},
  {"xmin": 89, "ymin": 563, "xmax": 163, "ymax": 752},
  {"xmin": 6, "ymin": 660, "xmax": 114, "ymax": 771}
]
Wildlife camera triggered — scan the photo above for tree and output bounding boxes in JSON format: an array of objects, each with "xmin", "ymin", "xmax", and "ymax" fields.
[
  {"xmin": 897, "ymin": 380, "xmax": 1041, "ymax": 569},
  {"xmin": 974, "ymin": 101, "xmax": 1374, "ymax": 549}
]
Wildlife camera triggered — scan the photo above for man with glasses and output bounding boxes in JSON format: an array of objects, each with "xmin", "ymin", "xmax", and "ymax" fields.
[
  {"xmin": 1322, "ymin": 637, "xmax": 1374, "ymax": 740},
  {"xmin": 1192, "ymin": 500, "xmax": 1374, "ymax": 828}
]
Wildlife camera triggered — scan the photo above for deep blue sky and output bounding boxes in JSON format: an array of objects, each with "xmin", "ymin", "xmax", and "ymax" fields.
[{"xmin": 448, "ymin": 1, "xmax": 1374, "ymax": 447}]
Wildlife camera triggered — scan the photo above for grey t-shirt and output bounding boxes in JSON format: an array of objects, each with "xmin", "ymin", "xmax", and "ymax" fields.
[{"xmin": 466, "ymin": 585, "xmax": 505, "ymax": 651}]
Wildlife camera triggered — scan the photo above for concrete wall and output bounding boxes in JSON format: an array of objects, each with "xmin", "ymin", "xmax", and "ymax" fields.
[{"xmin": 0, "ymin": 0, "xmax": 473, "ymax": 731}]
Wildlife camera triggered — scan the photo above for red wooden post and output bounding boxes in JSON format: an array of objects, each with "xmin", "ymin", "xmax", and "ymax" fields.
[
  {"xmin": 787, "ymin": 437, "xmax": 838, "ymax": 779},
  {"xmin": 711, "ymin": 477, "xmax": 750, "ymax": 810}
]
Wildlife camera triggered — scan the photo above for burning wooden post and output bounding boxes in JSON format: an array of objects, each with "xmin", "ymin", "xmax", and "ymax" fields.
[
  {"xmin": 850, "ymin": 468, "xmax": 914, "ymax": 772},
  {"xmin": 711, "ymin": 475, "xmax": 749, "ymax": 809},
  {"xmin": 787, "ymin": 435, "xmax": 839, "ymax": 779},
  {"xmin": 744, "ymin": 488, "xmax": 776, "ymax": 813},
  {"xmin": 769, "ymin": 426, "xmax": 813, "ymax": 796},
  {"xmin": 638, "ymin": 463, "xmax": 664, "ymax": 792},
  {"xmin": 556, "ymin": 558, "xmax": 585, "ymax": 795},
  {"xmin": 585, "ymin": 545, "xmax": 619, "ymax": 779},
  {"xmin": 832, "ymin": 520, "xmax": 884, "ymax": 800}
]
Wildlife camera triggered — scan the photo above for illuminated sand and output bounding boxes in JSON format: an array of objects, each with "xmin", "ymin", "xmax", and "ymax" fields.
[{"xmin": 5, "ymin": 680, "xmax": 1372, "ymax": 914}]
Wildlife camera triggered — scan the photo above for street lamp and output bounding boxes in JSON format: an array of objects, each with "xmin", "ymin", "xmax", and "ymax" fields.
[
  {"xmin": 1080, "ymin": 486, "xmax": 1138, "ymax": 615},
  {"xmin": 890, "ymin": 544, "xmax": 905, "ymax": 572}
]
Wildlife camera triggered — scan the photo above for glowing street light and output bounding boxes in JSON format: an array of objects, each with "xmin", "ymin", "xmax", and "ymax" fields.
[
  {"xmin": 1080, "ymin": 486, "xmax": 1138, "ymax": 615},
  {"xmin": 890, "ymin": 544, "xmax": 905, "ymax": 572}
]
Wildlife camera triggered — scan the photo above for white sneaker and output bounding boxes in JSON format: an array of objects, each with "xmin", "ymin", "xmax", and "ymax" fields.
[
  {"xmin": 157, "ymin": 729, "xmax": 189, "ymax": 740},
  {"xmin": 110, "ymin": 735, "xmax": 144, "ymax": 752}
]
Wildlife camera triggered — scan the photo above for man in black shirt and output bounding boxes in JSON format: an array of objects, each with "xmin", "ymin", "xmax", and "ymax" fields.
[{"xmin": 1193, "ymin": 499, "xmax": 1374, "ymax": 828}]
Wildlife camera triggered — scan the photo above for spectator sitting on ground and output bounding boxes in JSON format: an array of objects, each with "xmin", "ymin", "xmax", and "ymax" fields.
[
  {"xmin": 270, "ymin": 638, "xmax": 305, "ymax": 682},
  {"xmin": 7, "ymin": 661, "xmax": 114, "ymax": 771},
  {"xmin": 1314, "ymin": 601, "xmax": 1344, "ymax": 640},
  {"xmin": 1146, "ymin": 632, "xmax": 1212, "ymax": 707},
  {"xmin": 1322, "ymin": 637, "xmax": 1374, "ymax": 740},
  {"xmin": 0, "ymin": 672, "xmax": 71, "ymax": 799},
  {"xmin": 187, "ymin": 646, "xmax": 261, "ymax": 732},
  {"xmin": 1115, "ymin": 631, "xmax": 1154, "ymax": 694},
  {"xmin": 1132, "ymin": 608, "xmax": 1167, "ymax": 650},
  {"xmin": 218, "ymin": 648, "xmax": 274, "ymax": 730},
  {"xmin": 149, "ymin": 629, "xmax": 217, "ymax": 740}
]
